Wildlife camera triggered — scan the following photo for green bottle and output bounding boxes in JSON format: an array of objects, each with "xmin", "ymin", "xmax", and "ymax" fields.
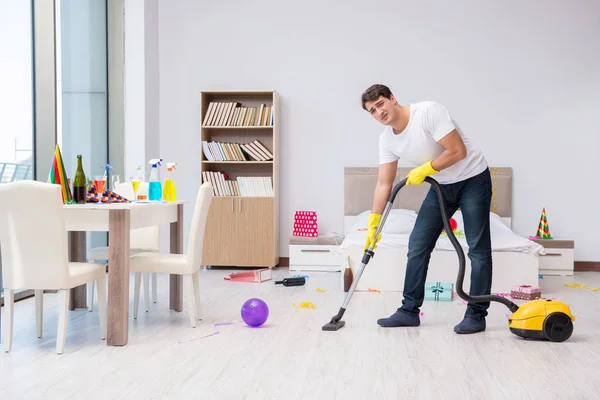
[{"xmin": 73, "ymin": 155, "xmax": 87, "ymax": 204}]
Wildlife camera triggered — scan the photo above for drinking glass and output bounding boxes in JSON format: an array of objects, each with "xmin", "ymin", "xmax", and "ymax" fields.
[
  {"xmin": 130, "ymin": 177, "xmax": 141, "ymax": 202},
  {"xmin": 111, "ymin": 174, "xmax": 120, "ymax": 192},
  {"xmin": 94, "ymin": 175, "xmax": 106, "ymax": 204}
]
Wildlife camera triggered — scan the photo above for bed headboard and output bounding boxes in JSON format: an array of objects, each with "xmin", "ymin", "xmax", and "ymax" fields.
[{"xmin": 344, "ymin": 166, "xmax": 512, "ymax": 233}]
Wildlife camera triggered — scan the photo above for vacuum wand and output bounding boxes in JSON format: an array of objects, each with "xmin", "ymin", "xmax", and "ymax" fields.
[
  {"xmin": 322, "ymin": 200, "xmax": 394, "ymax": 331},
  {"xmin": 322, "ymin": 176, "xmax": 519, "ymax": 332}
]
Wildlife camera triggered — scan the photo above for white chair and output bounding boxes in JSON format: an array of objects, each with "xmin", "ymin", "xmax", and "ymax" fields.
[
  {"xmin": 87, "ymin": 181, "xmax": 160, "ymax": 312},
  {"xmin": 129, "ymin": 182, "xmax": 213, "ymax": 327},
  {"xmin": 0, "ymin": 181, "xmax": 107, "ymax": 354}
]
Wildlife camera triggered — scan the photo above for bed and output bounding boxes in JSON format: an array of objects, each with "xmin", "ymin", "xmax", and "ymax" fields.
[{"xmin": 339, "ymin": 166, "xmax": 542, "ymax": 294}]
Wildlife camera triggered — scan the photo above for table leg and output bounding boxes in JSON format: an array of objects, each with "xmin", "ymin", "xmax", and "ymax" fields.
[
  {"xmin": 68, "ymin": 231, "xmax": 87, "ymax": 310},
  {"xmin": 107, "ymin": 209, "xmax": 130, "ymax": 346},
  {"xmin": 170, "ymin": 204, "xmax": 183, "ymax": 312}
]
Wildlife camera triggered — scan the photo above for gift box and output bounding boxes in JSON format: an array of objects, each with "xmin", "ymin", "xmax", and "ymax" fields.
[
  {"xmin": 424, "ymin": 281, "xmax": 453, "ymax": 301},
  {"xmin": 510, "ymin": 285, "xmax": 542, "ymax": 300},
  {"xmin": 224, "ymin": 268, "xmax": 272, "ymax": 283},
  {"xmin": 293, "ymin": 210, "xmax": 318, "ymax": 237}
]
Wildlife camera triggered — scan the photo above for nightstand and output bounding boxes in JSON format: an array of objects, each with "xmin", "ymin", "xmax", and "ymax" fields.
[
  {"xmin": 289, "ymin": 236, "xmax": 343, "ymax": 272},
  {"xmin": 533, "ymin": 239, "xmax": 575, "ymax": 276}
]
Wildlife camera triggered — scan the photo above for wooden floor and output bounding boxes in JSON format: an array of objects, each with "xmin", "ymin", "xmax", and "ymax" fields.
[{"xmin": 1, "ymin": 268, "xmax": 599, "ymax": 399}]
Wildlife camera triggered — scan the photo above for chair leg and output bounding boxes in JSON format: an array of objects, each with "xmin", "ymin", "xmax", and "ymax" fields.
[
  {"xmin": 96, "ymin": 277, "xmax": 107, "ymax": 340},
  {"xmin": 183, "ymin": 274, "xmax": 196, "ymax": 328},
  {"xmin": 56, "ymin": 289, "xmax": 70, "ymax": 354},
  {"xmin": 88, "ymin": 259, "xmax": 96, "ymax": 312},
  {"xmin": 152, "ymin": 273, "xmax": 157, "ymax": 303},
  {"xmin": 143, "ymin": 272, "xmax": 150, "ymax": 312},
  {"xmin": 192, "ymin": 270, "xmax": 201, "ymax": 320},
  {"xmin": 35, "ymin": 290, "xmax": 44, "ymax": 338},
  {"xmin": 3, "ymin": 289, "xmax": 14, "ymax": 353},
  {"xmin": 133, "ymin": 272, "xmax": 142, "ymax": 319},
  {"xmin": 88, "ymin": 281, "xmax": 95, "ymax": 312}
]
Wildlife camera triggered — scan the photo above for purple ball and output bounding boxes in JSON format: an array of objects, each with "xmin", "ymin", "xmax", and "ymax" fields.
[{"xmin": 241, "ymin": 298, "xmax": 269, "ymax": 327}]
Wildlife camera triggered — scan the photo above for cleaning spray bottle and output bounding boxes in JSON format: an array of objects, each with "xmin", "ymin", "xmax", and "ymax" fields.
[
  {"xmin": 163, "ymin": 162, "xmax": 178, "ymax": 202},
  {"xmin": 148, "ymin": 158, "xmax": 163, "ymax": 201}
]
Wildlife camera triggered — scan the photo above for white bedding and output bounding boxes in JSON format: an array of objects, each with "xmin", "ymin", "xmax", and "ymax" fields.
[{"xmin": 340, "ymin": 209, "xmax": 544, "ymax": 254}]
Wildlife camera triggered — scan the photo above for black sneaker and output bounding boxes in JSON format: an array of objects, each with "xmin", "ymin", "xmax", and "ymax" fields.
[
  {"xmin": 454, "ymin": 317, "xmax": 486, "ymax": 334},
  {"xmin": 377, "ymin": 309, "xmax": 420, "ymax": 327}
]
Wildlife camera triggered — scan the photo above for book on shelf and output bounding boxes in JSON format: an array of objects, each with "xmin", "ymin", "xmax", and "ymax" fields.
[
  {"xmin": 202, "ymin": 140, "xmax": 273, "ymax": 161},
  {"xmin": 202, "ymin": 171, "xmax": 274, "ymax": 197},
  {"xmin": 202, "ymin": 101, "xmax": 274, "ymax": 127}
]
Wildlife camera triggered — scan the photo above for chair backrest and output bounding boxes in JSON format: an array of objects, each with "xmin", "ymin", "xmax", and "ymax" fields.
[
  {"xmin": 185, "ymin": 182, "xmax": 213, "ymax": 272},
  {"xmin": 0, "ymin": 181, "xmax": 71, "ymax": 290},
  {"xmin": 115, "ymin": 181, "xmax": 159, "ymax": 250}
]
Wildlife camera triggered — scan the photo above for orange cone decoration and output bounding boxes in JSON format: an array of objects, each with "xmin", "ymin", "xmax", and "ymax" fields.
[{"xmin": 535, "ymin": 208, "xmax": 552, "ymax": 239}]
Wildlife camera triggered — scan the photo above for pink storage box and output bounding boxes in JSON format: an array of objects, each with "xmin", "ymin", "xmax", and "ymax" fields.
[
  {"xmin": 224, "ymin": 268, "xmax": 272, "ymax": 283},
  {"xmin": 510, "ymin": 285, "xmax": 542, "ymax": 300},
  {"xmin": 293, "ymin": 210, "xmax": 318, "ymax": 237}
]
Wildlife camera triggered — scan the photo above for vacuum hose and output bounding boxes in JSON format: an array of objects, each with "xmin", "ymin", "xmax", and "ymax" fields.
[{"xmin": 389, "ymin": 177, "xmax": 520, "ymax": 313}]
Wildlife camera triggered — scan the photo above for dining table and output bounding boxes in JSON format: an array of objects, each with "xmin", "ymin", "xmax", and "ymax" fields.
[{"xmin": 63, "ymin": 200, "xmax": 186, "ymax": 346}]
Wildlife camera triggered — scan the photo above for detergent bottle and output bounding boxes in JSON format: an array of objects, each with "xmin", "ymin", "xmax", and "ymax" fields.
[
  {"xmin": 163, "ymin": 162, "xmax": 178, "ymax": 202},
  {"xmin": 148, "ymin": 158, "xmax": 163, "ymax": 201}
]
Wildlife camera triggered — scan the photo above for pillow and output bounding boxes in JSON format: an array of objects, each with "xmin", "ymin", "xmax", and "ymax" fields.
[{"xmin": 351, "ymin": 209, "xmax": 417, "ymax": 234}]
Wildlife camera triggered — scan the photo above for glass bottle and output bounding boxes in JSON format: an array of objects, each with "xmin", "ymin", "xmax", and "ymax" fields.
[{"xmin": 73, "ymin": 155, "xmax": 87, "ymax": 204}]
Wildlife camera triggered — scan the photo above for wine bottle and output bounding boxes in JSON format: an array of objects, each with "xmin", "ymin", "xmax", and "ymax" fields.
[
  {"xmin": 73, "ymin": 155, "xmax": 87, "ymax": 204},
  {"xmin": 343, "ymin": 265, "xmax": 353, "ymax": 292},
  {"xmin": 274, "ymin": 277, "xmax": 306, "ymax": 287}
]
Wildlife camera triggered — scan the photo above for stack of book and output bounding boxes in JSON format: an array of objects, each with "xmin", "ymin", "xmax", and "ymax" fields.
[
  {"xmin": 202, "ymin": 140, "xmax": 273, "ymax": 162},
  {"xmin": 202, "ymin": 171, "xmax": 273, "ymax": 197},
  {"xmin": 202, "ymin": 102, "xmax": 274, "ymax": 127}
]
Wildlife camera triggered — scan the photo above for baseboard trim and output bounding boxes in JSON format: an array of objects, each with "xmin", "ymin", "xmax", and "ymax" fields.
[{"xmin": 574, "ymin": 261, "xmax": 600, "ymax": 272}]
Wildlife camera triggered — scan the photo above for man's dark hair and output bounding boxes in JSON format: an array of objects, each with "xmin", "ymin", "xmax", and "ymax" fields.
[{"xmin": 361, "ymin": 84, "xmax": 393, "ymax": 110}]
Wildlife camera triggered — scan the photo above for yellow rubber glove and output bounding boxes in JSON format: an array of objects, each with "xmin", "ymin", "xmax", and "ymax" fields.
[
  {"xmin": 363, "ymin": 213, "xmax": 382, "ymax": 252},
  {"xmin": 406, "ymin": 160, "xmax": 438, "ymax": 185}
]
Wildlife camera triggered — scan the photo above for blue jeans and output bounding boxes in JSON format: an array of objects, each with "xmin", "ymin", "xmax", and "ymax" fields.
[{"xmin": 399, "ymin": 168, "xmax": 493, "ymax": 320}]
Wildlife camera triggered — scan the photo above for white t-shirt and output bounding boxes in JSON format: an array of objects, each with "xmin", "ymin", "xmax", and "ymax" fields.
[{"xmin": 379, "ymin": 101, "xmax": 488, "ymax": 184}]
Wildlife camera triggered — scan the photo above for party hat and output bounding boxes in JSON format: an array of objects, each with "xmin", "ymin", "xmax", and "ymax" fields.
[
  {"xmin": 535, "ymin": 207, "xmax": 552, "ymax": 239},
  {"xmin": 48, "ymin": 144, "xmax": 74, "ymax": 204}
]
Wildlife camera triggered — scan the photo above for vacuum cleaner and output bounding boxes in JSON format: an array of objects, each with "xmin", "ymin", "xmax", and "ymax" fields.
[{"xmin": 322, "ymin": 176, "xmax": 575, "ymax": 342}]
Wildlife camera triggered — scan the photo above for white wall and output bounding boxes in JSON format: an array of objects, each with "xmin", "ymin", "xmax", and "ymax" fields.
[{"xmin": 156, "ymin": 0, "xmax": 600, "ymax": 261}]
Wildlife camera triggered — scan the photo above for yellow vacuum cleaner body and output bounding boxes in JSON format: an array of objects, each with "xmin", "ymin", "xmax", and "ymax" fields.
[{"xmin": 508, "ymin": 299, "xmax": 575, "ymax": 342}]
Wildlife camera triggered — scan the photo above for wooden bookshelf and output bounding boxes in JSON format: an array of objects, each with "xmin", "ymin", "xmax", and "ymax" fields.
[{"xmin": 199, "ymin": 90, "xmax": 280, "ymax": 268}]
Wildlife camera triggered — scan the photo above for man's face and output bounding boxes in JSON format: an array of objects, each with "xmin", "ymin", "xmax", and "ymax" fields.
[{"xmin": 365, "ymin": 95, "xmax": 397, "ymax": 125}]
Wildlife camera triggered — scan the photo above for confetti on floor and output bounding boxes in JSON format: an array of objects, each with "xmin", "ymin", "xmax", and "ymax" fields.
[
  {"xmin": 293, "ymin": 301, "xmax": 316, "ymax": 310},
  {"xmin": 368, "ymin": 288, "xmax": 380, "ymax": 293},
  {"xmin": 316, "ymin": 288, "xmax": 327, "ymax": 292},
  {"xmin": 564, "ymin": 283, "xmax": 600, "ymax": 292}
]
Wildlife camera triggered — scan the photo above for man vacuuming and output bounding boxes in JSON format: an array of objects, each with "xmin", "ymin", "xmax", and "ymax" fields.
[{"xmin": 361, "ymin": 84, "xmax": 492, "ymax": 334}]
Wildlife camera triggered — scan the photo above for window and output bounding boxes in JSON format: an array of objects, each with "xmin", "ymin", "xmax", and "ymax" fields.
[
  {"xmin": 0, "ymin": 0, "xmax": 34, "ymax": 302},
  {"xmin": 0, "ymin": 0, "xmax": 34, "ymax": 184}
]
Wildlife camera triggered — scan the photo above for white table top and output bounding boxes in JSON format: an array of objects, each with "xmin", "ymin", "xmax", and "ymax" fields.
[{"xmin": 63, "ymin": 200, "xmax": 187, "ymax": 231}]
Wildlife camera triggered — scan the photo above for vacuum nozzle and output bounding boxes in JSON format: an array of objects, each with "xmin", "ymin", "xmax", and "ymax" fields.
[
  {"xmin": 322, "ymin": 307, "xmax": 347, "ymax": 331},
  {"xmin": 322, "ymin": 320, "xmax": 346, "ymax": 331}
]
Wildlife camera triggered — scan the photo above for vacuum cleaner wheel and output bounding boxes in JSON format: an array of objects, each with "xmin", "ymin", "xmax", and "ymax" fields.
[{"xmin": 543, "ymin": 312, "xmax": 573, "ymax": 342}]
